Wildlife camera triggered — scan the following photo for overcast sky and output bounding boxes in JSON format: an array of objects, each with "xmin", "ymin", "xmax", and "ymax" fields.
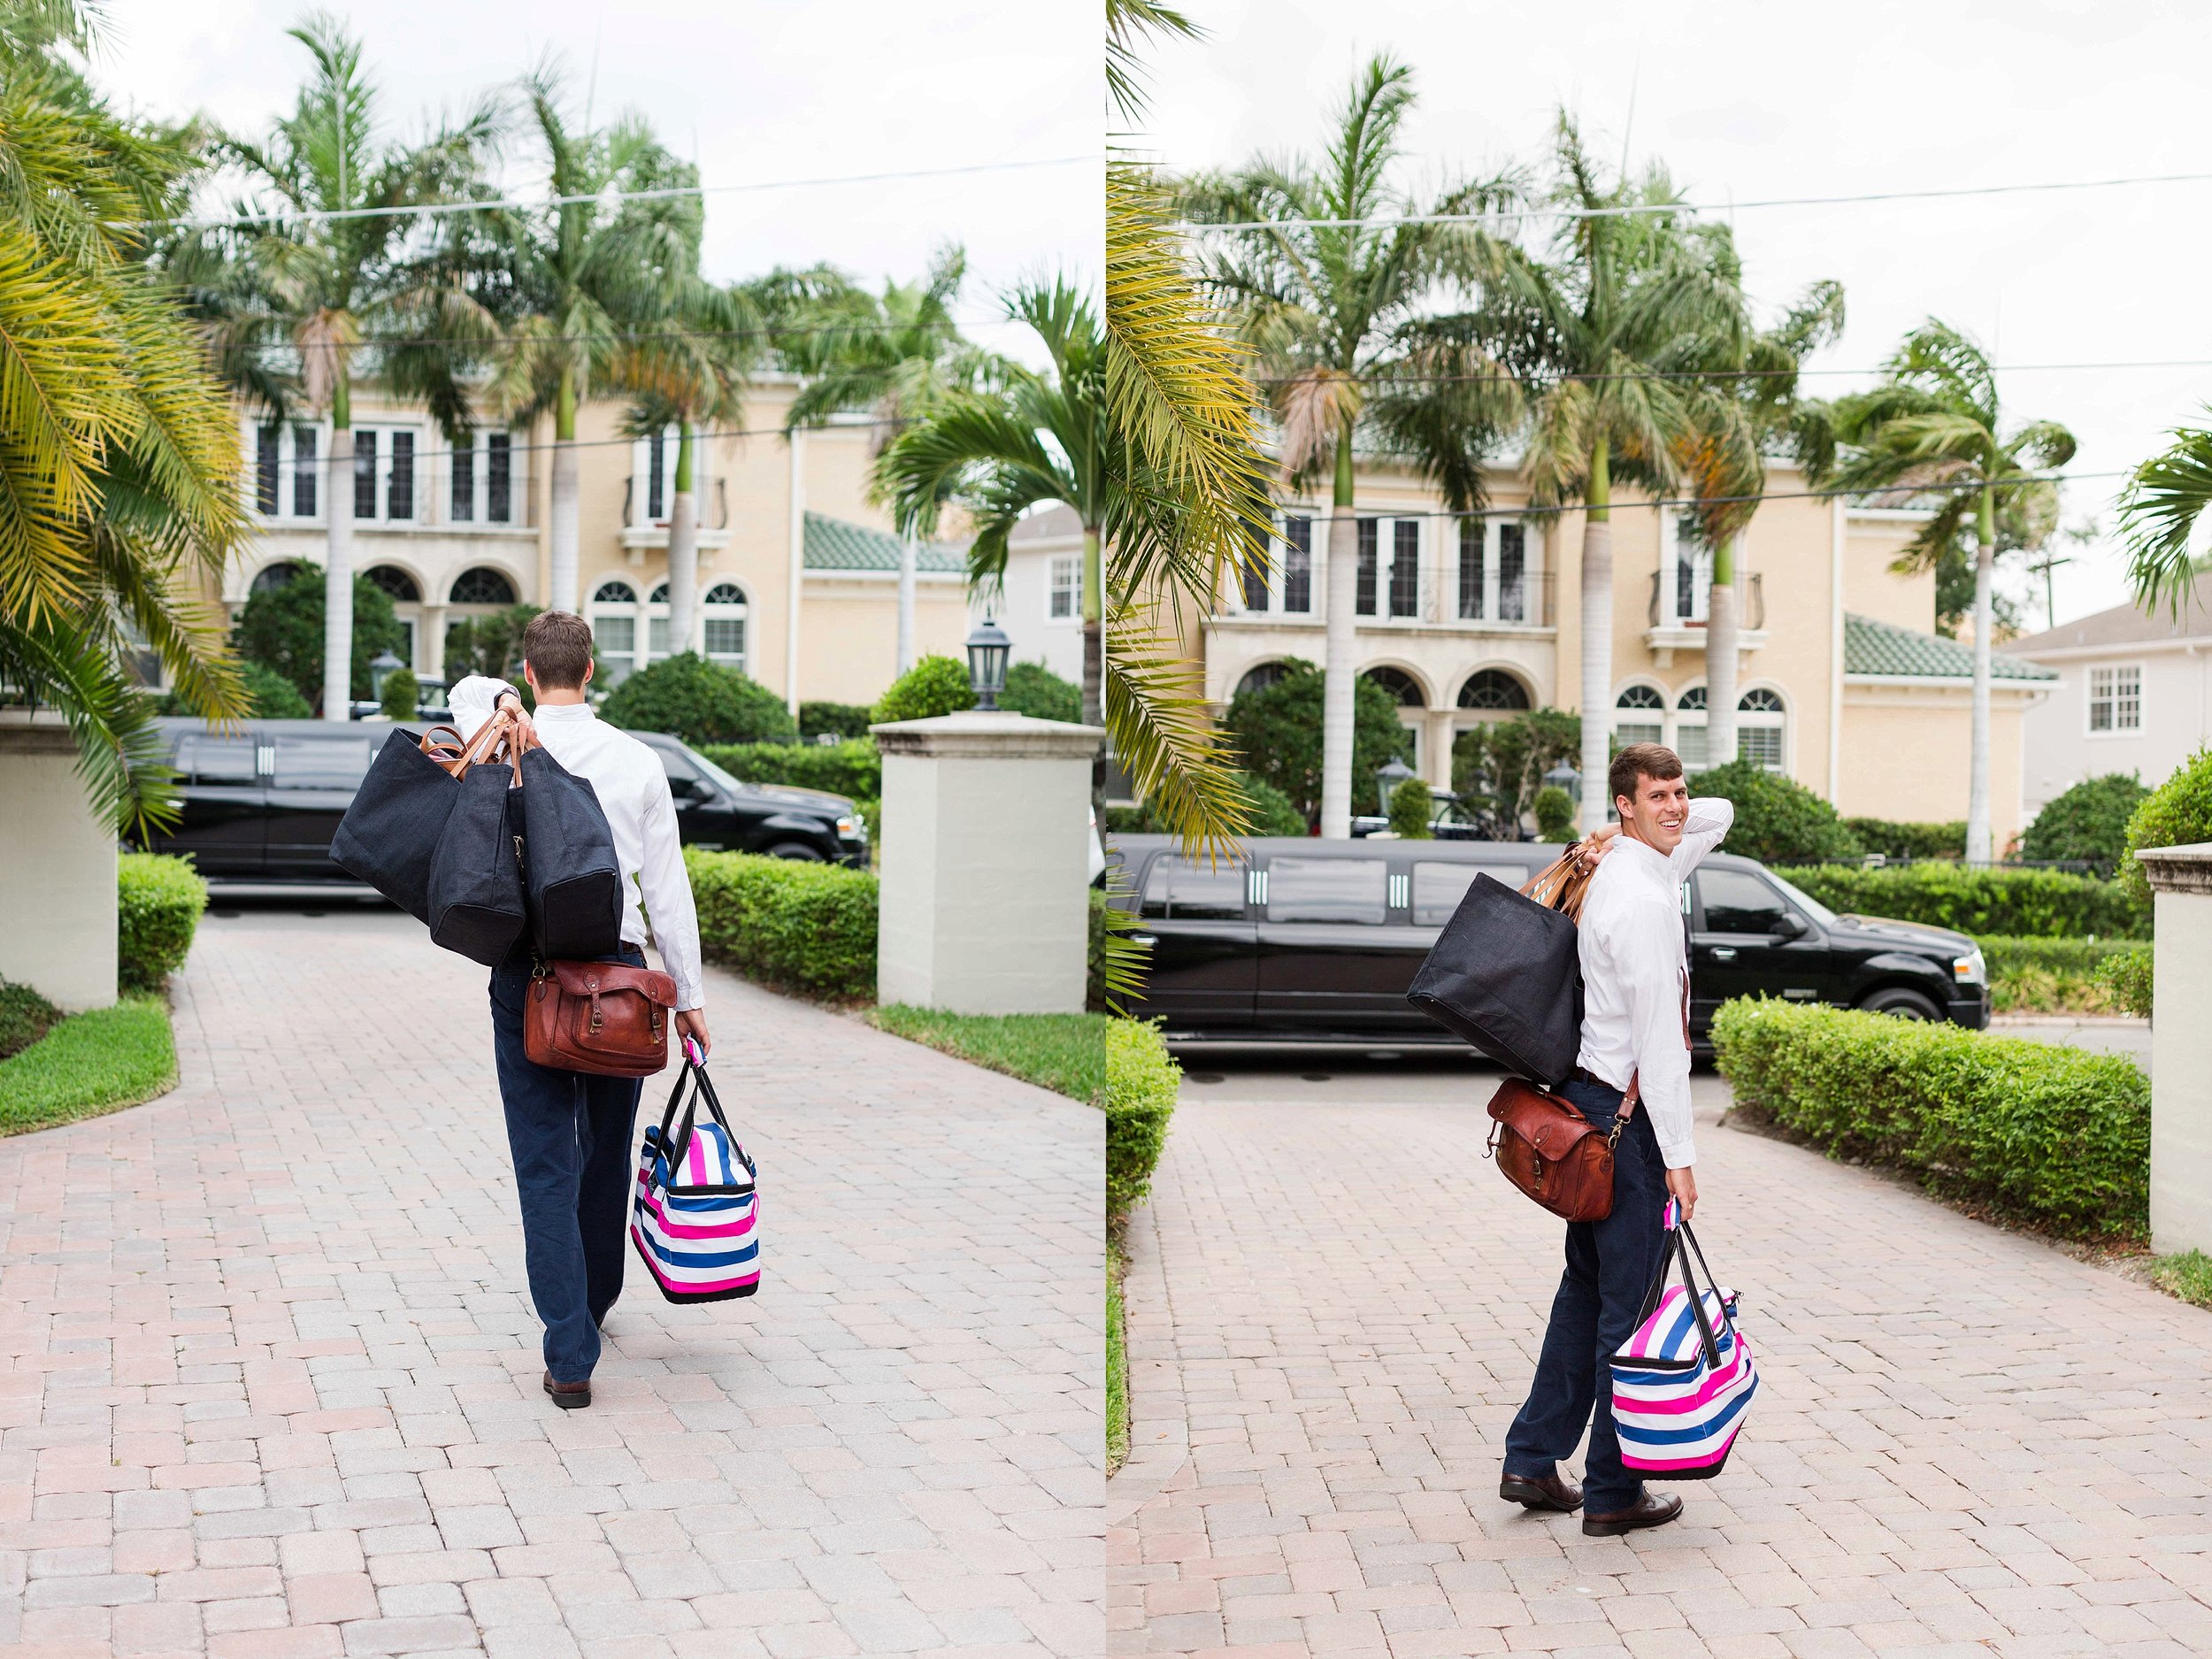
[
  {"xmin": 1137, "ymin": 0, "xmax": 2212, "ymax": 629},
  {"xmin": 95, "ymin": 0, "xmax": 1100, "ymax": 373}
]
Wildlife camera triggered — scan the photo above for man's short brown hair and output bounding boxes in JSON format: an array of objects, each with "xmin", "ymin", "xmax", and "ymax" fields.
[
  {"xmin": 522, "ymin": 610, "xmax": 595, "ymax": 689},
  {"xmin": 1609, "ymin": 742, "xmax": 1684, "ymax": 810}
]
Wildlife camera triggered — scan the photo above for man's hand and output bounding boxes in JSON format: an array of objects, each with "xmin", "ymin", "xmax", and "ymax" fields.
[
  {"xmin": 1665, "ymin": 1164, "xmax": 1698, "ymax": 1222},
  {"xmin": 675, "ymin": 1009, "xmax": 711, "ymax": 1060},
  {"xmin": 1575, "ymin": 823, "xmax": 1622, "ymax": 871},
  {"xmin": 495, "ymin": 691, "xmax": 536, "ymax": 752}
]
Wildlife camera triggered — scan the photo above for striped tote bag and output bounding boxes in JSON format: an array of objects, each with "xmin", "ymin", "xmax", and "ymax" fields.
[
  {"xmin": 630, "ymin": 1045, "xmax": 760, "ymax": 1303},
  {"xmin": 1609, "ymin": 1205, "xmax": 1757, "ymax": 1479}
]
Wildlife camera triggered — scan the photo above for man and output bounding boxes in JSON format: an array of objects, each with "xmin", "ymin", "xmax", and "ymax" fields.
[
  {"xmin": 450, "ymin": 611, "xmax": 710, "ymax": 1411},
  {"xmin": 1499, "ymin": 742, "xmax": 1732, "ymax": 1537}
]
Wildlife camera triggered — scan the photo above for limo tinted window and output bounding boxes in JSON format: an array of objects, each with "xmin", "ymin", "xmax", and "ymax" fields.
[
  {"xmin": 272, "ymin": 733, "xmax": 374, "ymax": 789},
  {"xmin": 179, "ymin": 734, "xmax": 257, "ymax": 784},
  {"xmin": 1267, "ymin": 856, "xmax": 1386, "ymax": 924},
  {"xmin": 1410, "ymin": 861, "xmax": 1530, "ymax": 926},
  {"xmin": 1141, "ymin": 855, "xmax": 1246, "ymax": 920}
]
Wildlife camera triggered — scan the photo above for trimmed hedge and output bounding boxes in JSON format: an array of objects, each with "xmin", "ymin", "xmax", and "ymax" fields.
[
  {"xmin": 119, "ymin": 853, "xmax": 208, "ymax": 992},
  {"xmin": 0, "ymin": 995, "xmax": 178, "ymax": 1136},
  {"xmin": 1844, "ymin": 818, "xmax": 1965, "ymax": 861},
  {"xmin": 686, "ymin": 849, "xmax": 877, "ymax": 1000},
  {"xmin": 1712, "ymin": 998, "xmax": 2148, "ymax": 1238},
  {"xmin": 1106, "ymin": 1018, "xmax": 1179, "ymax": 1213},
  {"xmin": 1978, "ymin": 935, "xmax": 2136, "ymax": 1016},
  {"xmin": 700, "ymin": 739, "xmax": 879, "ymax": 803},
  {"xmin": 2100, "ymin": 946, "xmax": 2153, "ymax": 1018},
  {"xmin": 2122, "ymin": 746, "xmax": 2212, "ymax": 908},
  {"xmin": 872, "ymin": 656, "xmax": 973, "ymax": 724},
  {"xmin": 2023, "ymin": 773, "xmax": 2147, "ymax": 866},
  {"xmin": 799, "ymin": 701, "xmax": 875, "ymax": 740},
  {"xmin": 1776, "ymin": 862, "xmax": 2147, "ymax": 939}
]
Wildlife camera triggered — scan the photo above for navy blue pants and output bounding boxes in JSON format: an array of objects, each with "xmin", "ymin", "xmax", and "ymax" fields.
[
  {"xmin": 488, "ymin": 948, "xmax": 646, "ymax": 1383},
  {"xmin": 1502, "ymin": 1074, "xmax": 1671, "ymax": 1514}
]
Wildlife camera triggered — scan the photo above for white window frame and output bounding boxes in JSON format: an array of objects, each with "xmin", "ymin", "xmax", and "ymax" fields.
[
  {"xmin": 447, "ymin": 427, "xmax": 523, "ymax": 526},
  {"xmin": 702, "ymin": 582, "xmax": 749, "ymax": 672},
  {"xmin": 1227, "ymin": 511, "xmax": 1318, "ymax": 618},
  {"xmin": 1048, "ymin": 554, "xmax": 1079, "ymax": 623},
  {"xmin": 326, "ymin": 423, "xmax": 426, "ymax": 526},
  {"xmin": 1663, "ymin": 512, "xmax": 1715, "ymax": 625},
  {"xmin": 1671, "ymin": 684, "xmax": 1709, "ymax": 771},
  {"xmin": 248, "ymin": 420, "xmax": 326, "ymax": 522},
  {"xmin": 1735, "ymin": 685, "xmax": 1788, "ymax": 772},
  {"xmin": 588, "ymin": 579, "xmax": 642, "ymax": 685},
  {"xmin": 646, "ymin": 580, "xmax": 674, "ymax": 661},
  {"xmin": 2087, "ymin": 663, "xmax": 2143, "ymax": 735},
  {"xmin": 1613, "ymin": 681, "xmax": 1666, "ymax": 748},
  {"xmin": 1353, "ymin": 514, "xmax": 1425, "ymax": 621},
  {"xmin": 628, "ymin": 426, "xmax": 708, "ymax": 529},
  {"xmin": 1452, "ymin": 517, "xmax": 1543, "ymax": 625}
]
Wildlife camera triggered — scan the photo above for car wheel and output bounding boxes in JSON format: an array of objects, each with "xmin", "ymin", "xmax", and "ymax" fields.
[
  {"xmin": 1858, "ymin": 986, "xmax": 1942, "ymax": 1022},
  {"xmin": 765, "ymin": 841, "xmax": 825, "ymax": 862}
]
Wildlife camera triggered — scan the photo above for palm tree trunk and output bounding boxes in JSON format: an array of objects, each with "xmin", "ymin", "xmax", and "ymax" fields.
[
  {"xmin": 1705, "ymin": 534, "xmax": 1739, "ymax": 769},
  {"xmin": 1081, "ymin": 525, "xmax": 1103, "ymax": 726},
  {"xmin": 1319, "ymin": 422, "xmax": 1358, "ymax": 838},
  {"xmin": 321, "ymin": 401, "xmax": 355, "ymax": 722},
  {"xmin": 897, "ymin": 532, "xmax": 918, "ymax": 675},
  {"xmin": 665, "ymin": 423, "xmax": 698, "ymax": 657},
  {"xmin": 1576, "ymin": 440, "xmax": 1612, "ymax": 833},
  {"xmin": 1967, "ymin": 488, "xmax": 1996, "ymax": 864},
  {"xmin": 549, "ymin": 366, "xmax": 580, "ymax": 613}
]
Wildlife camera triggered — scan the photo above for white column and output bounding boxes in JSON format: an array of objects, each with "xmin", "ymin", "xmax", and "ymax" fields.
[
  {"xmin": 2143, "ymin": 843, "xmax": 2212, "ymax": 1256},
  {"xmin": 0, "ymin": 716, "xmax": 118, "ymax": 1010},
  {"xmin": 322, "ymin": 428, "xmax": 355, "ymax": 720},
  {"xmin": 897, "ymin": 533, "xmax": 918, "ymax": 676},
  {"xmin": 786, "ymin": 429, "xmax": 805, "ymax": 717}
]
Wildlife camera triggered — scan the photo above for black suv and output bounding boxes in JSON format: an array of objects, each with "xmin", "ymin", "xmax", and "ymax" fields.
[
  {"xmin": 142, "ymin": 718, "xmax": 868, "ymax": 887},
  {"xmin": 1110, "ymin": 834, "xmax": 1989, "ymax": 1048}
]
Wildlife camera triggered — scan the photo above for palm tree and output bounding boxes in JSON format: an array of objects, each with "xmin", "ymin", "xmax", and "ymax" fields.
[
  {"xmin": 0, "ymin": 0, "xmax": 249, "ymax": 830},
  {"xmin": 1179, "ymin": 55, "xmax": 1523, "ymax": 838},
  {"xmin": 874, "ymin": 279, "xmax": 1107, "ymax": 722},
  {"xmin": 1492, "ymin": 114, "xmax": 1750, "ymax": 830},
  {"xmin": 1832, "ymin": 321, "xmax": 2074, "ymax": 862},
  {"xmin": 187, "ymin": 12, "xmax": 498, "ymax": 718},
  {"xmin": 480, "ymin": 65, "xmax": 701, "ymax": 615},
  {"xmin": 2118, "ymin": 417, "xmax": 2212, "ymax": 616}
]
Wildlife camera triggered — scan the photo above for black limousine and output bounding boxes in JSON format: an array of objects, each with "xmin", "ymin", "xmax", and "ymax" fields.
[
  {"xmin": 1109, "ymin": 833, "xmax": 1989, "ymax": 1049},
  {"xmin": 142, "ymin": 718, "xmax": 869, "ymax": 889}
]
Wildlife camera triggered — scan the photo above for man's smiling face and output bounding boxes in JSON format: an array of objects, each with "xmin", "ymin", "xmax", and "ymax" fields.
[{"xmin": 1617, "ymin": 772, "xmax": 1691, "ymax": 854}]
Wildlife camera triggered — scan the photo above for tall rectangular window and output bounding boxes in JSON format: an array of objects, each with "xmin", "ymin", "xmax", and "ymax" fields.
[
  {"xmin": 256, "ymin": 427, "xmax": 280, "ymax": 514},
  {"xmin": 1390, "ymin": 520, "xmax": 1419, "ymax": 617},
  {"xmin": 450, "ymin": 436, "xmax": 475, "ymax": 522},
  {"xmin": 1048, "ymin": 554, "xmax": 1079, "ymax": 619},
  {"xmin": 1240, "ymin": 541, "xmax": 1270, "ymax": 611},
  {"xmin": 1282, "ymin": 515, "xmax": 1312, "ymax": 612},
  {"xmin": 1498, "ymin": 523, "xmax": 1526, "ymax": 622},
  {"xmin": 352, "ymin": 430, "xmax": 378, "ymax": 518},
  {"xmin": 647, "ymin": 431, "xmax": 666, "ymax": 521},
  {"xmin": 386, "ymin": 431, "xmax": 413, "ymax": 519},
  {"xmin": 1356, "ymin": 517, "xmax": 1379, "ymax": 616},
  {"xmin": 1457, "ymin": 519, "xmax": 1485, "ymax": 618},
  {"xmin": 292, "ymin": 426, "xmax": 317, "ymax": 518},
  {"xmin": 487, "ymin": 434, "xmax": 511, "ymax": 523},
  {"xmin": 2090, "ymin": 664, "xmax": 2143, "ymax": 732}
]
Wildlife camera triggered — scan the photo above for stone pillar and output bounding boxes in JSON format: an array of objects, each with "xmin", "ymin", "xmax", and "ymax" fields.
[
  {"xmin": 872, "ymin": 711, "xmax": 1103, "ymax": 1014},
  {"xmin": 2141, "ymin": 841, "xmax": 2212, "ymax": 1255},
  {"xmin": 0, "ymin": 713, "xmax": 117, "ymax": 1011}
]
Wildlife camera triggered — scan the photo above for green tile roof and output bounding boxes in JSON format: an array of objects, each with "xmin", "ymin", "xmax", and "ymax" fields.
[
  {"xmin": 803, "ymin": 512, "xmax": 965, "ymax": 573},
  {"xmin": 1844, "ymin": 611, "xmax": 2057, "ymax": 681}
]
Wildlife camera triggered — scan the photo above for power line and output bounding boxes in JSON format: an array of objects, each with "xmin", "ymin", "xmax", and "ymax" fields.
[
  {"xmin": 1255, "ymin": 357, "xmax": 2212, "ymax": 388},
  {"xmin": 220, "ymin": 314, "xmax": 1032, "ymax": 354},
  {"xmin": 136, "ymin": 152, "xmax": 1098, "ymax": 232},
  {"xmin": 1181, "ymin": 165, "xmax": 2212, "ymax": 234}
]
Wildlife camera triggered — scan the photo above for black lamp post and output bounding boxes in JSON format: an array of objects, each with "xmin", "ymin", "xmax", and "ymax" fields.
[
  {"xmin": 1542, "ymin": 760, "xmax": 1580, "ymax": 803},
  {"xmin": 1375, "ymin": 755, "xmax": 1416, "ymax": 812},
  {"xmin": 965, "ymin": 614, "xmax": 1011, "ymax": 711},
  {"xmin": 368, "ymin": 649, "xmax": 403, "ymax": 703}
]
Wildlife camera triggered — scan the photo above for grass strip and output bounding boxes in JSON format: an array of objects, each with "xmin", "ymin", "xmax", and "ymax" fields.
[
  {"xmin": 2152, "ymin": 1250, "xmax": 2212, "ymax": 1311},
  {"xmin": 0, "ymin": 995, "xmax": 178, "ymax": 1137},
  {"xmin": 1107, "ymin": 1232, "xmax": 1129, "ymax": 1476},
  {"xmin": 868, "ymin": 1007, "xmax": 1108, "ymax": 1104}
]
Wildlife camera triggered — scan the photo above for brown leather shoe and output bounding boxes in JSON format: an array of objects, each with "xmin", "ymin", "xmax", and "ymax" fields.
[
  {"xmin": 542, "ymin": 1371, "xmax": 591, "ymax": 1410},
  {"xmin": 1499, "ymin": 1469, "xmax": 1583, "ymax": 1512},
  {"xmin": 1581, "ymin": 1488, "xmax": 1682, "ymax": 1537}
]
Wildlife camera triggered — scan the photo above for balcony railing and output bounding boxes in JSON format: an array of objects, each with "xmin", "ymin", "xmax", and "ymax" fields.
[
  {"xmin": 1648, "ymin": 570, "xmax": 1764, "ymax": 631},
  {"xmin": 621, "ymin": 475, "xmax": 729, "ymax": 532}
]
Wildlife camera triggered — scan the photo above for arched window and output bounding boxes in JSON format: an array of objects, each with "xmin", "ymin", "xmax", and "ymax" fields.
[
  {"xmin": 1456, "ymin": 669, "xmax": 1531, "ymax": 711},
  {"xmin": 361, "ymin": 565, "xmax": 420, "ymax": 602},
  {"xmin": 589, "ymin": 580, "xmax": 641, "ymax": 685},
  {"xmin": 1738, "ymin": 687, "xmax": 1786, "ymax": 772},
  {"xmin": 703, "ymin": 582, "xmax": 748, "ymax": 671},
  {"xmin": 1673, "ymin": 685, "xmax": 1708, "ymax": 769},
  {"xmin": 593, "ymin": 580, "xmax": 637, "ymax": 604},
  {"xmin": 1363, "ymin": 665, "xmax": 1425, "ymax": 707},
  {"xmin": 449, "ymin": 567, "xmax": 517, "ymax": 606},
  {"xmin": 250, "ymin": 561, "xmax": 307, "ymax": 595},
  {"xmin": 1233, "ymin": 662, "xmax": 1290, "ymax": 702},
  {"xmin": 1615, "ymin": 685, "xmax": 1664, "ymax": 747}
]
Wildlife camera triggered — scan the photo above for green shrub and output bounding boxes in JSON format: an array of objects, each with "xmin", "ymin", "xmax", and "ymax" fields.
[
  {"xmin": 2099, "ymin": 946, "xmax": 2154, "ymax": 1018},
  {"xmin": 1454, "ymin": 709, "xmax": 1581, "ymax": 826},
  {"xmin": 2122, "ymin": 747, "xmax": 2212, "ymax": 908},
  {"xmin": 0, "ymin": 980, "xmax": 58, "ymax": 1061},
  {"xmin": 0, "ymin": 995, "xmax": 177, "ymax": 1136},
  {"xmin": 1388, "ymin": 776, "xmax": 1433, "ymax": 838},
  {"xmin": 872, "ymin": 655, "xmax": 974, "ymax": 724},
  {"xmin": 1106, "ymin": 1018, "xmax": 1180, "ymax": 1213},
  {"xmin": 233, "ymin": 565, "xmax": 406, "ymax": 708},
  {"xmin": 118, "ymin": 853, "xmax": 208, "ymax": 992},
  {"xmin": 1089, "ymin": 888, "xmax": 1111, "ymax": 1011},
  {"xmin": 1693, "ymin": 759, "xmax": 1862, "ymax": 864},
  {"xmin": 1226, "ymin": 658, "xmax": 1409, "ymax": 819},
  {"xmin": 701, "ymin": 739, "xmax": 879, "ymax": 803},
  {"xmin": 378, "ymin": 665, "xmax": 419, "ymax": 722},
  {"xmin": 686, "ymin": 849, "xmax": 876, "ymax": 999},
  {"xmin": 1532, "ymin": 785, "xmax": 1577, "ymax": 841},
  {"xmin": 602, "ymin": 652, "xmax": 797, "ymax": 745},
  {"xmin": 2024, "ymin": 773, "xmax": 2148, "ymax": 866},
  {"xmin": 1843, "ymin": 818, "xmax": 1965, "ymax": 861},
  {"xmin": 799, "ymin": 700, "xmax": 875, "ymax": 740},
  {"xmin": 1775, "ymin": 862, "xmax": 2146, "ymax": 939},
  {"xmin": 1001, "ymin": 660, "xmax": 1082, "ymax": 723},
  {"xmin": 1978, "ymin": 934, "xmax": 2136, "ymax": 1008},
  {"xmin": 1712, "ymin": 997, "xmax": 2148, "ymax": 1238},
  {"xmin": 1977, "ymin": 934, "xmax": 2136, "ymax": 979}
]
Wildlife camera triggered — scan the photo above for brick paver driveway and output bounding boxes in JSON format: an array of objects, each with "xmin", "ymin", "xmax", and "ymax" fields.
[
  {"xmin": 1110, "ymin": 1058, "xmax": 2212, "ymax": 1657},
  {"xmin": 1, "ymin": 907, "xmax": 1102, "ymax": 1659}
]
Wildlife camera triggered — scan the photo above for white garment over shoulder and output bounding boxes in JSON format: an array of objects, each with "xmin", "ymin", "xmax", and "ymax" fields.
[
  {"xmin": 449, "ymin": 676, "xmax": 705, "ymax": 1011},
  {"xmin": 1573, "ymin": 798, "xmax": 1734, "ymax": 1170}
]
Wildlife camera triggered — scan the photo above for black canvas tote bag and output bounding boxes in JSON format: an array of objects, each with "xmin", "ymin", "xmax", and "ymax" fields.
[
  {"xmin": 425, "ymin": 747, "xmax": 528, "ymax": 965},
  {"xmin": 1405, "ymin": 856, "xmax": 1589, "ymax": 1088},
  {"xmin": 517, "ymin": 744, "xmax": 623, "ymax": 960},
  {"xmin": 331, "ymin": 724, "xmax": 486, "ymax": 922}
]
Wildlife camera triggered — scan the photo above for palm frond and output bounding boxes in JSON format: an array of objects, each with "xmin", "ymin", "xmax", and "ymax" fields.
[
  {"xmin": 1103, "ymin": 598, "xmax": 1251, "ymax": 856},
  {"xmin": 2119, "ymin": 419, "xmax": 2212, "ymax": 615}
]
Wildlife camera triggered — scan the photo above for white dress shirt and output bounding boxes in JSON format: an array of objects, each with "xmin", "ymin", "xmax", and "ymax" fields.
[
  {"xmin": 449, "ymin": 677, "xmax": 705, "ymax": 1011},
  {"xmin": 1573, "ymin": 798, "xmax": 1734, "ymax": 1171}
]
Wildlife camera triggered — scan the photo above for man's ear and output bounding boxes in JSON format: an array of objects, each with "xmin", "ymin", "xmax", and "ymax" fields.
[{"xmin": 581, "ymin": 657, "xmax": 595, "ymax": 687}]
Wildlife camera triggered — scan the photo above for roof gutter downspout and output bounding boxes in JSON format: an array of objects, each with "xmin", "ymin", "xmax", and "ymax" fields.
[{"xmin": 1829, "ymin": 496, "xmax": 1845, "ymax": 805}]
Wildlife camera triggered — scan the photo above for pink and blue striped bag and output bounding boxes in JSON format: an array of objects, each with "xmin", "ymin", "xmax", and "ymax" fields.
[
  {"xmin": 1609, "ymin": 1202, "xmax": 1757, "ymax": 1479},
  {"xmin": 630, "ymin": 1043, "xmax": 760, "ymax": 1303}
]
